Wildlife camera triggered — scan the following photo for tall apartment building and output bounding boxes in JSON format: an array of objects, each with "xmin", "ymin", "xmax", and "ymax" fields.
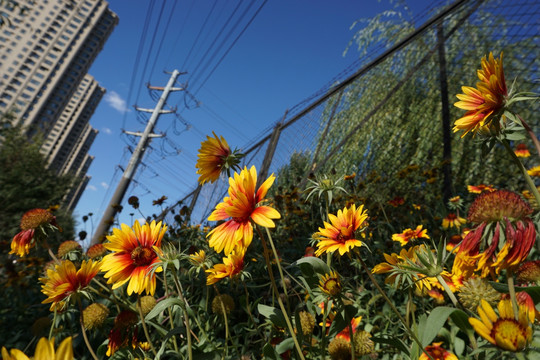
[{"xmin": 0, "ymin": 0, "xmax": 118, "ymax": 208}]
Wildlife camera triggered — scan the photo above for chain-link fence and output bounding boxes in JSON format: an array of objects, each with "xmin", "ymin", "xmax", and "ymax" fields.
[{"xmin": 161, "ymin": 0, "xmax": 540, "ymax": 226}]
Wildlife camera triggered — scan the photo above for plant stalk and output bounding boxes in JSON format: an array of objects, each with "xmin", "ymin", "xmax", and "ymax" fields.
[
  {"xmin": 171, "ymin": 272, "xmax": 193, "ymax": 360},
  {"xmin": 507, "ymin": 270, "xmax": 520, "ymax": 320},
  {"xmin": 259, "ymin": 227, "xmax": 305, "ymax": 360},
  {"xmin": 357, "ymin": 256, "xmax": 435, "ymax": 360},
  {"xmin": 137, "ymin": 295, "xmax": 157, "ymax": 357},
  {"xmin": 77, "ymin": 297, "xmax": 99, "ymax": 360}
]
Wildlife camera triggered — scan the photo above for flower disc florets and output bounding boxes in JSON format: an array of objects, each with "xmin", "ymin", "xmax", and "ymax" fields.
[
  {"xmin": 468, "ymin": 190, "xmax": 532, "ymax": 224},
  {"xmin": 20, "ymin": 208, "xmax": 56, "ymax": 230}
]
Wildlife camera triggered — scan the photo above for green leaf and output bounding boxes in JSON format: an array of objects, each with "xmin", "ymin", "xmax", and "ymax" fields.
[
  {"xmin": 503, "ymin": 131, "xmax": 526, "ymax": 141},
  {"xmin": 145, "ymin": 297, "xmax": 184, "ymax": 321},
  {"xmin": 489, "ymin": 282, "xmax": 540, "ymax": 303},
  {"xmin": 294, "ymin": 256, "xmax": 330, "ymax": 275},
  {"xmin": 418, "ymin": 307, "xmax": 474, "ymax": 348},
  {"xmin": 421, "ymin": 307, "xmax": 456, "ymax": 346},
  {"xmin": 450, "ymin": 309, "xmax": 474, "ymax": 337},
  {"xmin": 372, "ymin": 336, "xmax": 410, "ymax": 356},
  {"xmin": 262, "ymin": 343, "xmax": 279, "ymax": 359},
  {"xmin": 257, "ymin": 304, "xmax": 287, "ymax": 328},
  {"xmin": 275, "ymin": 337, "xmax": 295, "ymax": 354}
]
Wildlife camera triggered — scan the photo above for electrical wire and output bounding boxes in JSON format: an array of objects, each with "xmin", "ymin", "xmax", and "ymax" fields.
[
  {"xmin": 191, "ymin": 0, "xmax": 269, "ymax": 95},
  {"xmin": 120, "ymin": 0, "xmax": 156, "ymax": 131}
]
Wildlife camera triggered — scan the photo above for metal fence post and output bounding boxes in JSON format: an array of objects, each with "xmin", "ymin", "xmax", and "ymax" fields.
[
  {"xmin": 437, "ymin": 22, "xmax": 453, "ymax": 203},
  {"xmin": 257, "ymin": 112, "xmax": 287, "ymax": 186}
]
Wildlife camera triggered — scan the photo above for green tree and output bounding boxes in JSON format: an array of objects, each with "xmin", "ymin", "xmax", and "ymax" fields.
[{"xmin": 0, "ymin": 113, "xmax": 76, "ymax": 347}]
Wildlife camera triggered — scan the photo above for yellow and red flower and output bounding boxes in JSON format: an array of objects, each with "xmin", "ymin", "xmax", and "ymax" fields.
[
  {"xmin": 100, "ymin": 220, "xmax": 167, "ymax": 296},
  {"xmin": 457, "ymin": 190, "xmax": 536, "ymax": 277},
  {"xmin": 388, "ymin": 196, "xmax": 405, "ymax": 207},
  {"xmin": 392, "ymin": 225, "xmax": 429, "ymax": 246},
  {"xmin": 40, "ymin": 259, "xmax": 100, "ymax": 311},
  {"xmin": 189, "ymin": 250, "xmax": 206, "ymax": 267},
  {"xmin": 107, "ymin": 310, "xmax": 139, "ymax": 356},
  {"xmin": 196, "ymin": 132, "xmax": 242, "ymax": 184},
  {"xmin": 446, "ymin": 234, "xmax": 462, "ymax": 252},
  {"xmin": 2, "ymin": 337, "xmax": 73, "ymax": 360},
  {"xmin": 313, "ymin": 204, "xmax": 368, "ymax": 256},
  {"xmin": 319, "ymin": 270, "xmax": 342, "ymax": 297},
  {"xmin": 454, "ymin": 52, "xmax": 507, "ymax": 137},
  {"xmin": 10, "ymin": 208, "xmax": 59, "ymax": 257},
  {"xmin": 515, "ymin": 143, "xmax": 530, "ymax": 157},
  {"xmin": 206, "ymin": 250, "xmax": 245, "ymax": 285},
  {"xmin": 467, "ymin": 184, "xmax": 496, "ymax": 194},
  {"xmin": 527, "ymin": 165, "xmax": 540, "ymax": 177},
  {"xmin": 207, "ymin": 166, "xmax": 280, "ymax": 255},
  {"xmin": 419, "ymin": 342, "xmax": 458, "ymax": 360},
  {"xmin": 442, "ymin": 213, "xmax": 466, "ymax": 230},
  {"xmin": 469, "ymin": 299, "xmax": 533, "ymax": 352},
  {"xmin": 335, "ymin": 316, "xmax": 362, "ymax": 342}
]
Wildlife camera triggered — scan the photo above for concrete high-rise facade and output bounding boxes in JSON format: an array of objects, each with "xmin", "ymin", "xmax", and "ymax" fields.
[{"xmin": 0, "ymin": 0, "xmax": 117, "ymax": 209}]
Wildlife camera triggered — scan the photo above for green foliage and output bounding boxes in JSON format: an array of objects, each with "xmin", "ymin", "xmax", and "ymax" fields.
[{"xmin": 0, "ymin": 117, "xmax": 75, "ymax": 348}]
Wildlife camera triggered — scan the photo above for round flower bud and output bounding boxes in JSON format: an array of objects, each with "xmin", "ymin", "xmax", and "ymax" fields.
[
  {"xmin": 299, "ymin": 311, "xmax": 315, "ymax": 336},
  {"xmin": 328, "ymin": 337, "xmax": 351, "ymax": 360},
  {"xmin": 57, "ymin": 240, "xmax": 82, "ymax": 258},
  {"xmin": 212, "ymin": 294, "xmax": 235, "ymax": 316},
  {"xmin": 458, "ymin": 277, "xmax": 501, "ymax": 313},
  {"xmin": 353, "ymin": 331, "xmax": 374, "ymax": 356},
  {"xmin": 83, "ymin": 303, "xmax": 110, "ymax": 330},
  {"xmin": 31, "ymin": 317, "xmax": 51, "ymax": 337},
  {"xmin": 86, "ymin": 243, "xmax": 107, "ymax": 259},
  {"xmin": 516, "ymin": 260, "xmax": 540, "ymax": 285},
  {"xmin": 139, "ymin": 296, "xmax": 157, "ymax": 317}
]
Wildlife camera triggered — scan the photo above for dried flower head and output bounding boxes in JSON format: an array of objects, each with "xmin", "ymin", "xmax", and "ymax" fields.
[
  {"xmin": 10, "ymin": 209, "xmax": 59, "ymax": 257},
  {"xmin": 212, "ymin": 294, "xmax": 235, "ymax": 315},
  {"xmin": 328, "ymin": 337, "xmax": 351, "ymax": 360},
  {"xmin": 57, "ymin": 240, "xmax": 82, "ymax": 258},
  {"xmin": 458, "ymin": 277, "xmax": 501, "ymax": 313},
  {"xmin": 353, "ymin": 331, "xmax": 374, "ymax": 356},
  {"xmin": 83, "ymin": 303, "xmax": 110, "ymax": 330}
]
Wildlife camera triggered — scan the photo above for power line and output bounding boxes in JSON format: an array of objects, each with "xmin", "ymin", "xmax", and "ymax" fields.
[
  {"xmin": 181, "ymin": 0, "xmax": 219, "ymax": 71},
  {"xmin": 133, "ymin": 0, "xmax": 168, "ymax": 104},
  {"xmin": 191, "ymin": 0, "xmax": 269, "ymax": 95},
  {"xmin": 149, "ymin": 0, "xmax": 180, "ymax": 80},
  {"xmin": 121, "ymin": 0, "xmax": 157, "ymax": 130}
]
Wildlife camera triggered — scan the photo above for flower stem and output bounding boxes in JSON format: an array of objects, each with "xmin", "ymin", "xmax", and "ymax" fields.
[
  {"xmin": 320, "ymin": 301, "xmax": 329, "ymax": 357},
  {"xmin": 137, "ymin": 296, "xmax": 157, "ymax": 357},
  {"xmin": 48, "ymin": 308, "xmax": 57, "ymax": 340},
  {"xmin": 357, "ymin": 256, "xmax": 435, "ymax": 360},
  {"xmin": 77, "ymin": 297, "xmax": 99, "ymax": 360},
  {"xmin": 518, "ymin": 115, "xmax": 540, "ymax": 157},
  {"xmin": 502, "ymin": 139, "xmax": 540, "ymax": 206},
  {"xmin": 258, "ymin": 227, "xmax": 305, "ymax": 360},
  {"xmin": 213, "ymin": 286, "xmax": 230, "ymax": 358},
  {"xmin": 171, "ymin": 272, "xmax": 193, "ymax": 360},
  {"xmin": 163, "ymin": 273, "xmax": 179, "ymax": 352},
  {"xmin": 436, "ymin": 275, "xmax": 460, "ymax": 308},
  {"xmin": 507, "ymin": 270, "xmax": 520, "ymax": 320},
  {"xmin": 264, "ymin": 227, "xmax": 291, "ymax": 311}
]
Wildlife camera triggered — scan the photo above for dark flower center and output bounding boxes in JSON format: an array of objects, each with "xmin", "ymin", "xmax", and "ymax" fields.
[{"xmin": 131, "ymin": 246, "xmax": 155, "ymax": 266}]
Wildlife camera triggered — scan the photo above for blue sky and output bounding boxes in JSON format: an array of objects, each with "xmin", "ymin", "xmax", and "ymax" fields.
[{"xmin": 75, "ymin": 0, "xmax": 438, "ymax": 241}]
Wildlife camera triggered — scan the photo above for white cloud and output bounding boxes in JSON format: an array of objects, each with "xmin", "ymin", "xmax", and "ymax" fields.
[
  {"xmin": 102, "ymin": 127, "xmax": 112, "ymax": 135},
  {"xmin": 87, "ymin": 185, "xmax": 97, "ymax": 191},
  {"xmin": 104, "ymin": 91, "xmax": 130, "ymax": 113},
  {"xmin": 100, "ymin": 182, "xmax": 109, "ymax": 189}
]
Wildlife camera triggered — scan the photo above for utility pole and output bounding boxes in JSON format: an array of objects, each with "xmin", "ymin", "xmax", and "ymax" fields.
[{"xmin": 90, "ymin": 70, "xmax": 184, "ymax": 245}]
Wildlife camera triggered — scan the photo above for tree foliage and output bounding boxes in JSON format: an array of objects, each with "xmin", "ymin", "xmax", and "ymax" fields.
[{"xmin": 0, "ymin": 114, "xmax": 76, "ymax": 347}]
